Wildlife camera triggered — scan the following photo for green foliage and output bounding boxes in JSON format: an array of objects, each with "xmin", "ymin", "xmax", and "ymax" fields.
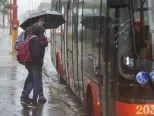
[
  {"xmin": 0, "ymin": 0, "xmax": 7, "ymax": 7},
  {"xmin": 0, "ymin": 0, "xmax": 8, "ymax": 14},
  {"xmin": 1, "ymin": 8, "xmax": 8, "ymax": 14}
]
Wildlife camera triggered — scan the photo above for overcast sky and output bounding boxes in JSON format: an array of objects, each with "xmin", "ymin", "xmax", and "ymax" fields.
[{"xmin": 17, "ymin": 0, "xmax": 51, "ymax": 16}]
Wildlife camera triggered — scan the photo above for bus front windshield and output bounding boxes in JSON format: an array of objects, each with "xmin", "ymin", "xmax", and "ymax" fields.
[
  {"xmin": 117, "ymin": 0, "xmax": 154, "ymax": 81},
  {"xmin": 133, "ymin": 0, "xmax": 154, "ymax": 73}
]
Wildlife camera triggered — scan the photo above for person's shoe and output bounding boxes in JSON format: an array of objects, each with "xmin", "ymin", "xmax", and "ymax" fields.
[
  {"xmin": 20, "ymin": 91, "xmax": 25, "ymax": 100},
  {"xmin": 20, "ymin": 97, "xmax": 32, "ymax": 106},
  {"xmin": 28, "ymin": 97, "xmax": 33, "ymax": 102},
  {"xmin": 30, "ymin": 99, "xmax": 41, "ymax": 108},
  {"xmin": 38, "ymin": 93, "xmax": 46, "ymax": 103}
]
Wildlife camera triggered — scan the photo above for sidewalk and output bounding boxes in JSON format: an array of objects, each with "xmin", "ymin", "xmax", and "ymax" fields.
[{"xmin": 0, "ymin": 28, "xmax": 86, "ymax": 116}]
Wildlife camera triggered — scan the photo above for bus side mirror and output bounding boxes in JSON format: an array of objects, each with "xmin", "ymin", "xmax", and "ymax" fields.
[{"xmin": 108, "ymin": 0, "xmax": 128, "ymax": 8}]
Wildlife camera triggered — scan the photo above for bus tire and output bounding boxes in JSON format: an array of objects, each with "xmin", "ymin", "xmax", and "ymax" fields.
[
  {"xmin": 58, "ymin": 75, "xmax": 65, "ymax": 84},
  {"xmin": 56, "ymin": 54, "xmax": 65, "ymax": 84},
  {"xmin": 86, "ymin": 87, "xmax": 94, "ymax": 116}
]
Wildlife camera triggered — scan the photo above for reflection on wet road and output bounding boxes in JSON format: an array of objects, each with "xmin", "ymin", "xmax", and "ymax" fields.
[{"xmin": 0, "ymin": 29, "xmax": 86, "ymax": 116}]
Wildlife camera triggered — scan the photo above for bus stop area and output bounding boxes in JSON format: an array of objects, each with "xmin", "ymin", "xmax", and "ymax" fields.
[{"xmin": 0, "ymin": 28, "xmax": 86, "ymax": 116}]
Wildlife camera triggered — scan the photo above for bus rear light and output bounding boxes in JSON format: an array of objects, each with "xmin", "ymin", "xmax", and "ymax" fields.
[
  {"xmin": 97, "ymin": 102, "xmax": 100, "ymax": 106},
  {"xmin": 95, "ymin": 72, "xmax": 100, "ymax": 77}
]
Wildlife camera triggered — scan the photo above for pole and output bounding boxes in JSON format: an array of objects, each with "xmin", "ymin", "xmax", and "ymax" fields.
[
  {"xmin": 32, "ymin": 0, "xmax": 33, "ymax": 14},
  {"xmin": 2, "ymin": 12, "xmax": 4, "ymax": 27},
  {"xmin": 11, "ymin": 0, "xmax": 19, "ymax": 53},
  {"xmin": 9, "ymin": 0, "xmax": 12, "ymax": 35}
]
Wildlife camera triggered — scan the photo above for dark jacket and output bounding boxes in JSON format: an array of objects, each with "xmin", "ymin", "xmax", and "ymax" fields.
[
  {"xmin": 39, "ymin": 32, "xmax": 48, "ymax": 60},
  {"xmin": 39, "ymin": 32, "xmax": 48, "ymax": 47},
  {"xmin": 25, "ymin": 22, "xmax": 46, "ymax": 68},
  {"xmin": 25, "ymin": 36, "xmax": 43, "ymax": 68}
]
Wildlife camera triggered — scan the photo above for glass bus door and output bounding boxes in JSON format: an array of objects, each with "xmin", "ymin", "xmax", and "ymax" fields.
[
  {"xmin": 61, "ymin": 3, "xmax": 69, "ymax": 82},
  {"xmin": 100, "ymin": 3, "xmax": 116, "ymax": 116},
  {"xmin": 67, "ymin": 2, "xmax": 74, "ymax": 89},
  {"xmin": 73, "ymin": 0, "xmax": 80, "ymax": 96}
]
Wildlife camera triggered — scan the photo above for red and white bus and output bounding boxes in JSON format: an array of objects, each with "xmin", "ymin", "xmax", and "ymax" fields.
[{"xmin": 50, "ymin": 0, "xmax": 154, "ymax": 115}]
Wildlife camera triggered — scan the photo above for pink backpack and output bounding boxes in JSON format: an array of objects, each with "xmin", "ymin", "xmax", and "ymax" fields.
[{"xmin": 17, "ymin": 35, "xmax": 37, "ymax": 64}]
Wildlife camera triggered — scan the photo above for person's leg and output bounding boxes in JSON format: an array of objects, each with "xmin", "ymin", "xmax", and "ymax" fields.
[
  {"xmin": 39, "ymin": 68, "xmax": 43, "ymax": 94},
  {"xmin": 23, "ymin": 68, "xmax": 41, "ymax": 106},
  {"xmin": 21, "ymin": 68, "xmax": 32, "ymax": 99},
  {"xmin": 38, "ymin": 67, "xmax": 46, "ymax": 103},
  {"xmin": 24, "ymin": 82, "xmax": 33, "ymax": 99},
  {"xmin": 31, "ymin": 68, "xmax": 42, "ymax": 105},
  {"xmin": 21, "ymin": 82, "xmax": 33, "ymax": 105},
  {"xmin": 21, "ymin": 68, "xmax": 33, "ymax": 105}
]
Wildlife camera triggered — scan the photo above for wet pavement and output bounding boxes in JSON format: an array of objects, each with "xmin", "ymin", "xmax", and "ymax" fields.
[{"xmin": 0, "ymin": 28, "xmax": 86, "ymax": 116}]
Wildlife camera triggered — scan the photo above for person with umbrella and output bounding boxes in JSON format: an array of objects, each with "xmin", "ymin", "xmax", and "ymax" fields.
[
  {"xmin": 19, "ymin": 11, "xmax": 65, "ymax": 106},
  {"xmin": 20, "ymin": 20, "xmax": 48, "ymax": 105},
  {"xmin": 21, "ymin": 22, "xmax": 48, "ymax": 106},
  {"xmin": 20, "ymin": 11, "xmax": 65, "ymax": 30}
]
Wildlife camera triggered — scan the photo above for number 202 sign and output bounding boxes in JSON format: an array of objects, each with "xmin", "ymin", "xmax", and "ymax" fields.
[{"xmin": 136, "ymin": 105, "xmax": 154, "ymax": 115}]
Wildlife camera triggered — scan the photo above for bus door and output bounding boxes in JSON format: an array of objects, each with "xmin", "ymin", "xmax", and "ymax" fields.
[
  {"xmin": 77, "ymin": 0, "xmax": 84, "ymax": 101},
  {"xmin": 66, "ymin": 2, "xmax": 74, "ymax": 88},
  {"xmin": 100, "ymin": 0, "xmax": 154, "ymax": 116},
  {"xmin": 101, "ymin": 1, "xmax": 141, "ymax": 115},
  {"xmin": 100, "ymin": 2, "xmax": 116, "ymax": 116},
  {"xmin": 61, "ymin": 3, "xmax": 69, "ymax": 83},
  {"xmin": 82, "ymin": 0, "xmax": 102, "ymax": 115},
  {"xmin": 72, "ymin": 0, "xmax": 86, "ymax": 100},
  {"xmin": 72, "ymin": 0, "xmax": 80, "ymax": 96}
]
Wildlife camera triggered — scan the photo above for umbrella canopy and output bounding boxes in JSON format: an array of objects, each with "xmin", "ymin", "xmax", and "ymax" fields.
[
  {"xmin": 81, "ymin": 14, "xmax": 105, "ymax": 29},
  {"xmin": 20, "ymin": 11, "xmax": 65, "ymax": 30}
]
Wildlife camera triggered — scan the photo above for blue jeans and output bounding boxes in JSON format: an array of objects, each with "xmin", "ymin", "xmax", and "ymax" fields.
[
  {"xmin": 23, "ymin": 68, "xmax": 43, "ymax": 94},
  {"xmin": 23, "ymin": 68, "xmax": 32, "ymax": 91},
  {"xmin": 24, "ymin": 67, "xmax": 43, "ymax": 100}
]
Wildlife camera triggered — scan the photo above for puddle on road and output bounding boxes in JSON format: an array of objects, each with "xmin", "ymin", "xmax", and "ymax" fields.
[
  {"xmin": 43, "ymin": 68, "xmax": 86, "ymax": 116},
  {"xmin": 41, "ymin": 47, "xmax": 86, "ymax": 116}
]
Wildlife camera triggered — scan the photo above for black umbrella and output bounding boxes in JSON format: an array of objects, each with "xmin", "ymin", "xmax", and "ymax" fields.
[
  {"xmin": 81, "ymin": 14, "xmax": 105, "ymax": 29},
  {"xmin": 20, "ymin": 11, "xmax": 65, "ymax": 30}
]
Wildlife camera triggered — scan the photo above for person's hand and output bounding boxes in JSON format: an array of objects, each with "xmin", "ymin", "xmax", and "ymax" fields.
[{"xmin": 48, "ymin": 37, "xmax": 51, "ymax": 43}]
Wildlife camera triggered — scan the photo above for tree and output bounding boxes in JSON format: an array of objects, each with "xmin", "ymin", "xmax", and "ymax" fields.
[
  {"xmin": 0, "ymin": 0, "xmax": 8, "ymax": 27},
  {"xmin": 0, "ymin": 0, "xmax": 7, "ymax": 8}
]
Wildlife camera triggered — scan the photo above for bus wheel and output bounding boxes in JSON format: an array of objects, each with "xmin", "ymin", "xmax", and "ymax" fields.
[
  {"xmin": 58, "ymin": 73, "xmax": 65, "ymax": 84},
  {"xmin": 87, "ymin": 88, "xmax": 94, "ymax": 116},
  {"xmin": 56, "ymin": 55, "xmax": 65, "ymax": 84}
]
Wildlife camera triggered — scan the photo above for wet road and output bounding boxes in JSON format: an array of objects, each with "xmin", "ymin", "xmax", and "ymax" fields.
[{"xmin": 0, "ymin": 28, "xmax": 86, "ymax": 116}]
